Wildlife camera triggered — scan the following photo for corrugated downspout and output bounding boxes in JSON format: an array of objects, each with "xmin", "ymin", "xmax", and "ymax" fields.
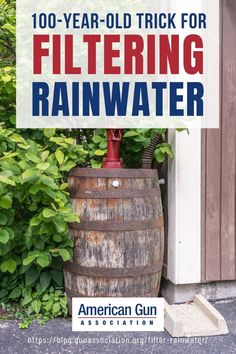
[{"xmin": 141, "ymin": 133, "xmax": 163, "ymax": 169}]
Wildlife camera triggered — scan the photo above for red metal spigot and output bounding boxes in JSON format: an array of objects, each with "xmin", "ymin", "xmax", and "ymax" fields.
[{"xmin": 102, "ymin": 129, "xmax": 124, "ymax": 168}]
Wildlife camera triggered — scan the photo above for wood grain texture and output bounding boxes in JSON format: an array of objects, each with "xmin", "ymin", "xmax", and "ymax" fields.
[
  {"xmin": 201, "ymin": 129, "xmax": 207, "ymax": 281},
  {"xmin": 201, "ymin": 0, "xmax": 236, "ymax": 281},
  {"xmin": 205, "ymin": 128, "xmax": 222, "ymax": 281},
  {"xmin": 220, "ymin": 0, "xmax": 236, "ymax": 280},
  {"xmin": 64, "ymin": 169, "xmax": 164, "ymax": 311}
]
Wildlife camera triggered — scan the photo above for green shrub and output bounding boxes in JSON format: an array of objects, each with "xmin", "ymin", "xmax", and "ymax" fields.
[
  {"xmin": 0, "ymin": 124, "xmax": 87, "ymax": 324},
  {"xmin": 0, "ymin": 0, "xmax": 15, "ymax": 66},
  {"xmin": 0, "ymin": 62, "xmax": 87, "ymax": 325},
  {"xmin": 0, "ymin": 0, "xmax": 174, "ymax": 327}
]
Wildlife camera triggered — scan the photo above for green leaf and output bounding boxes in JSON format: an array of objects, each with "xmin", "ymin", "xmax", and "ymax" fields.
[
  {"xmin": 40, "ymin": 272, "xmax": 51, "ymax": 291},
  {"xmin": 94, "ymin": 149, "xmax": 106, "ymax": 156},
  {"xmin": 29, "ymin": 184, "xmax": 40, "ymax": 195},
  {"xmin": 64, "ymin": 213, "xmax": 80, "ymax": 222},
  {"xmin": 30, "ymin": 216, "xmax": 41, "ymax": 227},
  {"xmin": 53, "ymin": 218, "xmax": 67, "ymax": 233},
  {"xmin": 22, "ymin": 287, "xmax": 32, "ymax": 299},
  {"xmin": 0, "ymin": 289, "xmax": 8, "ymax": 299},
  {"xmin": 36, "ymin": 283, "xmax": 43, "ymax": 293},
  {"xmin": 60, "ymin": 183, "xmax": 68, "ymax": 190},
  {"xmin": 25, "ymin": 267, "xmax": 40, "ymax": 287},
  {"xmin": 0, "ymin": 214, "xmax": 8, "ymax": 225},
  {"xmin": 9, "ymin": 287, "xmax": 21, "ymax": 299},
  {"xmin": 0, "ymin": 229, "xmax": 10, "ymax": 244},
  {"xmin": 18, "ymin": 143, "xmax": 30, "ymax": 150},
  {"xmin": 91, "ymin": 160, "xmax": 102, "ymax": 168},
  {"xmin": 50, "ymin": 258, "xmax": 63, "ymax": 271},
  {"xmin": 43, "ymin": 298, "xmax": 53, "ymax": 311},
  {"xmin": 0, "ymin": 261, "xmax": 8, "ymax": 272},
  {"xmin": 1, "ymin": 74, "xmax": 12, "ymax": 82},
  {"xmin": 0, "ymin": 195, "xmax": 12, "ymax": 209},
  {"xmin": 25, "ymin": 152, "xmax": 41, "ymax": 163},
  {"xmin": 40, "ymin": 175, "xmax": 57, "ymax": 189},
  {"xmin": 39, "ymin": 222, "xmax": 54, "ymax": 234},
  {"xmin": 21, "ymin": 168, "xmax": 38, "ymax": 182},
  {"xmin": 37, "ymin": 255, "xmax": 51, "ymax": 268},
  {"xmin": 8, "ymin": 259, "xmax": 17, "ymax": 273},
  {"xmin": 44, "ymin": 188, "xmax": 57, "ymax": 199},
  {"xmin": 55, "ymin": 149, "xmax": 64, "ymax": 165},
  {"xmin": 43, "ymin": 208, "xmax": 56, "ymax": 218},
  {"xmin": 9, "ymin": 133, "xmax": 26, "ymax": 144},
  {"xmin": 37, "ymin": 162, "xmax": 50, "ymax": 171},
  {"xmin": 60, "ymin": 296, "xmax": 68, "ymax": 309},
  {"xmin": 23, "ymin": 254, "xmax": 38, "ymax": 266},
  {"xmin": 58, "ymin": 248, "xmax": 71, "ymax": 261},
  {"xmin": 0, "ymin": 175, "xmax": 15, "ymax": 186},
  {"xmin": 0, "ymin": 152, "xmax": 18, "ymax": 160},
  {"xmin": 0, "ymin": 258, "xmax": 16, "ymax": 273},
  {"xmin": 53, "ymin": 234, "xmax": 62, "ymax": 243},
  {"xmin": 99, "ymin": 141, "xmax": 107, "ymax": 149},
  {"xmin": 155, "ymin": 149, "xmax": 165, "ymax": 163},
  {"xmin": 41, "ymin": 150, "xmax": 50, "ymax": 162},
  {"xmin": 42, "ymin": 294, "xmax": 50, "ymax": 301},
  {"xmin": 123, "ymin": 131, "xmax": 139, "ymax": 138},
  {"xmin": 154, "ymin": 143, "xmax": 174, "ymax": 163},
  {"xmin": 52, "ymin": 303, "xmax": 60, "ymax": 315},
  {"xmin": 3, "ymin": 67, "xmax": 13, "ymax": 73},
  {"xmin": 92, "ymin": 135, "xmax": 103, "ymax": 144},
  {"xmin": 160, "ymin": 145, "xmax": 174, "ymax": 158},
  {"xmin": 21, "ymin": 296, "xmax": 33, "ymax": 306},
  {"xmin": 44, "ymin": 128, "xmax": 56, "ymax": 138},
  {"xmin": 60, "ymin": 161, "xmax": 76, "ymax": 171},
  {"xmin": 50, "ymin": 270, "xmax": 63, "ymax": 286},
  {"xmin": 31, "ymin": 299, "xmax": 41, "ymax": 314},
  {"xmin": 20, "ymin": 263, "xmax": 32, "ymax": 275},
  {"xmin": 33, "ymin": 239, "xmax": 45, "ymax": 251}
]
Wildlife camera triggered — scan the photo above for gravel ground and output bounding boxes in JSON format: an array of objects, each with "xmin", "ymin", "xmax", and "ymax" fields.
[{"xmin": 0, "ymin": 298, "xmax": 235, "ymax": 354}]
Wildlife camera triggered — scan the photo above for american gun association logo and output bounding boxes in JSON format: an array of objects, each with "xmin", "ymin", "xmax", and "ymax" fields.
[{"xmin": 72, "ymin": 298, "xmax": 164, "ymax": 332}]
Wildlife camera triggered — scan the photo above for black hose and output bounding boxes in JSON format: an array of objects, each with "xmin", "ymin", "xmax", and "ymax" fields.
[{"xmin": 141, "ymin": 133, "xmax": 163, "ymax": 169}]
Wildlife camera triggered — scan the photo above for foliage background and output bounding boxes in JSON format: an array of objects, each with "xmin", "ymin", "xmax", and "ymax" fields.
[{"xmin": 0, "ymin": 0, "xmax": 172, "ymax": 325}]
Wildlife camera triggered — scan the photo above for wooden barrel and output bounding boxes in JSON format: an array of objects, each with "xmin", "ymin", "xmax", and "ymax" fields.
[{"xmin": 64, "ymin": 168, "xmax": 164, "ymax": 311}]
